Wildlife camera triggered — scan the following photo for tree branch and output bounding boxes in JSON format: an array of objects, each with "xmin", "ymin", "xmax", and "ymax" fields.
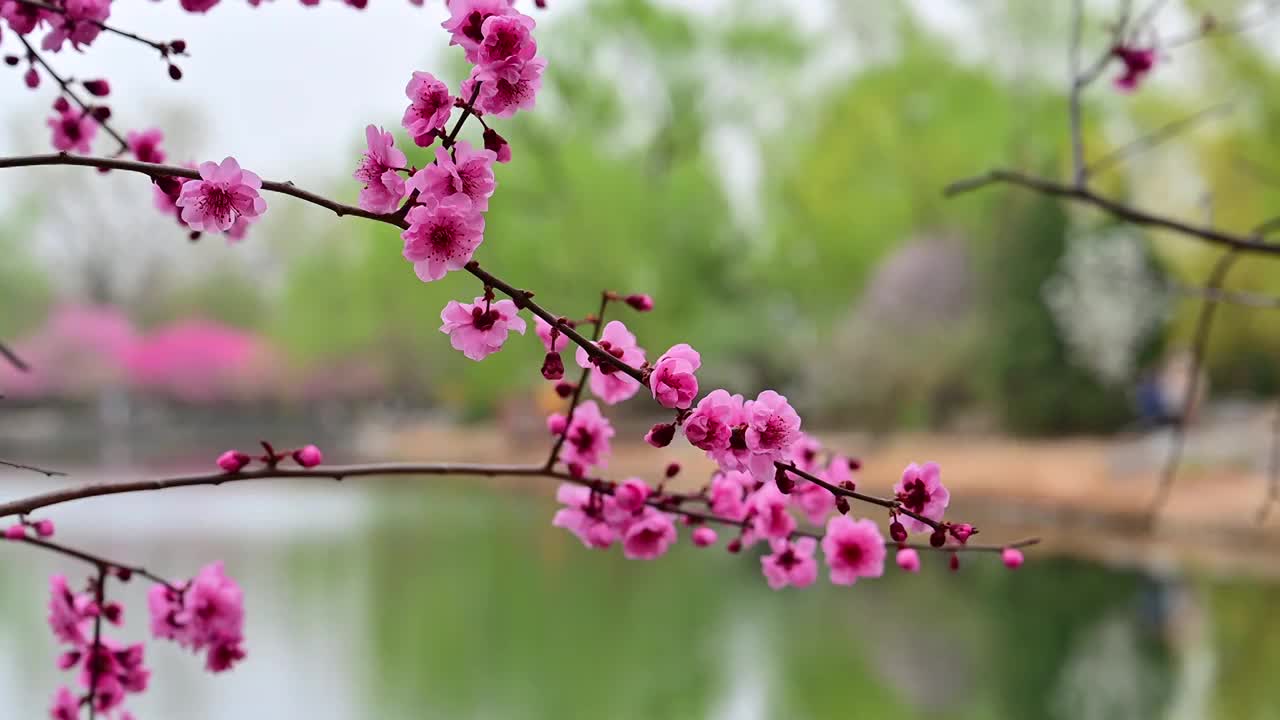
[
  {"xmin": 0, "ymin": 341, "xmax": 30, "ymax": 372},
  {"xmin": 18, "ymin": 35, "xmax": 129, "ymax": 153}
]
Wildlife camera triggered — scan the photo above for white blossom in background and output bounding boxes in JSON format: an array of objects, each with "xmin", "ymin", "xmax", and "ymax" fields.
[{"xmin": 1043, "ymin": 229, "xmax": 1168, "ymax": 385}]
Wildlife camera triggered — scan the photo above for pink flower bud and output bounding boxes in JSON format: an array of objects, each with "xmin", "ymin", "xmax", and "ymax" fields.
[
  {"xmin": 929, "ymin": 529, "xmax": 946, "ymax": 548},
  {"xmin": 896, "ymin": 547, "xmax": 920, "ymax": 573},
  {"xmin": 625, "ymin": 294, "xmax": 654, "ymax": 312},
  {"xmin": 834, "ymin": 496, "xmax": 850, "ymax": 515},
  {"xmin": 664, "ymin": 462, "xmax": 681, "ymax": 478},
  {"xmin": 57, "ymin": 650, "xmax": 81, "ymax": 670},
  {"xmin": 541, "ymin": 351, "xmax": 565, "ymax": 380},
  {"xmin": 692, "ymin": 527, "xmax": 717, "ymax": 547},
  {"xmin": 83, "ymin": 79, "xmax": 110, "ymax": 96},
  {"xmin": 216, "ymin": 450, "xmax": 251, "ymax": 473},
  {"xmin": 567, "ymin": 462, "xmax": 585, "ymax": 479},
  {"xmin": 103, "ymin": 602, "xmax": 123, "ymax": 625},
  {"xmin": 1001, "ymin": 547, "xmax": 1024, "ymax": 569},
  {"xmin": 554, "ymin": 381, "xmax": 576, "ymax": 398},
  {"xmin": 546, "ymin": 413, "xmax": 568, "ymax": 435},
  {"xmin": 949, "ymin": 523, "xmax": 975, "ymax": 544},
  {"xmin": 483, "ymin": 127, "xmax": 511, "ymax": 163},
  {"xmin": 948, "ymin": 553, "xmax": 960, "ymax": 572},
  {"xmin": 3, "ymin": 523, "xmax": 25, "ymax": 540},
  {"xmin": 292, "ymin": 444, "xmax": 324, "ymax": 468},
  {"xmin": 615, "ymin": 478, "xmax": 650, "ymax": 512},
  {"xmin": 34, "ymin": 519, "xmax": 55, "ymax": 538},
  {"xmin": 52, "ymin": 96, "xmax": 69, "ymax": 113},
  {"xmin": 889, "ymin": 521, "xmax": 907, "ymax": 543},
  {"xmin": 24, "ymin": 67, "xmax": 39, "ymax": 88},
  {"xmin": 726, "ymin": 538, "xmax": 742, "ymax": 554},
  {"xmin": 645, "ymin": 422, "xmax": 675, "ymax": 448}
]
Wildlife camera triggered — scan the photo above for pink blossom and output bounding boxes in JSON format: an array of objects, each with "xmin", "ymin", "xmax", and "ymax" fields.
[
  {"xmin": 790, "ymin": 453, "xmax": 845, "ymax": 525},
  {"xmin": 1002, "ymin": 547, "xmax": 1024, "ymax": 569},
  {"xmin": 649, "ymin": 343, "xmax": 700, "ymax": 409},
  {"xmin": 747, "ymin": 483, "xmax": 795, "ymax": 542},
  {"xmin": 439, "ymin": 296, "xmax": 526, "ymax": 360},
  {"xmin": 476, "ymin": 13, "xmax": 537, "ymax": 68},
  {"xmin": 742, "ymin": 390, "xmax": 801, "ymax": 477},
  {"xmin": 464, "ymin": 55, "xmax": 547, "ymax": 119},
  {"xmin": 558, "ymin": 400, "xmax": 613, "ymax": 471},
  {"xmin": 49, "ymin": 687, "xmax": 79, "ymax": 720},
  {"xmin": 181, "ymin": 0, "xmax": 221, "ymax": 11},
  {"xmin": 691, "ymin": 527, "xmax": 717, "ymax": 547},
  {"xmin": 47, "ymin": 105, "xmax": 96, "ymax": 154},
  {"xmin": 48, "ymin": 575, "xmax": 94, "ymax": 646},
  {"xmin": 621, "ymin": 508, "xmax": 677, "ymax": 560},
  {"xmin": 708, "ymin": 471, "xmax": 749, "ymax": 521},
  {"xmin": 551, "ymin": 484, "xmax": 619, "ymax": 549},
  {"xmin": 614, "ymin": 477, "xmax": 650, "ymax": 513},
  {"xmin": 175, "ymin": 157, "xmax": 267, "ymax": 233},
  {"xmin": 441, "ymin": 0, "xmax": 518, "ymax": 62},
  {"xmin": 41, "ymin": 0, "xmax": 109, "ymax": 52},
  {"xmin": 401, "ymin": 193, "xmax": 485, "ymax": 282},
  {"xmin": 35, "ymin": 519, "xmax": 55, "ymax": 537},
  {"xmin": 546, "ymin": 412, "xmax": 568, "ymax": 435},
  {"xmin": 353, "ymin": 124, "xmax": 407, "ymax": 214},
  {"xmin": 625, "ymin": 294, "xmax": 654, "ymax": 312},
  {"xmin": 896, "ymin": 547, "xmax": 921, "ymax": 573},
  {"xmin": 788, "ymin": 433, "xmax": 823, "ymax": 474},
  {"xmin": 761, "ymin": 537, "xmax": 818, "ymax": 590},
  {"xmin": 292, "ymin": 444, "xmax": 323, "ymax": 468},
  {"xmin": 574, "ymin": 320, "xmax": 645, "ymax": 405},
  {"xmin": 1, "ymin": 0, "xmax": 46, "ymax": 34},
  {"xmin": 483, "ymin": 127, "xmax": 512, "ymax": 163},
  {"xmin": 534, "ymin": 315, "xmax": 568, "ymax": 352},
  {"xmin": 685, "ymin": 389, "xmax": 740, "ymax": 453},
  {"xmin": 217, "ymin": 450, "xmax": 250, "ymax": 473},
  {"xmin": 1113, "ymin": 46, "xmax": 1156, "ymax": 92},
  {"xmin": 405, "ymin": 141, "xmax": 497, "ymax": 211},
  {"xmin": 892, "ymin": 462, "xmax": 949, "ymax": 534},
  {"xmin": 127, "ymin": 128, "xmax": 166, "ymax": 164},
  {"xmin": 821, "ymin": 516, "xmax": 886, "ymax": 585},
  {"xmin": 402, "ymin": 71, "xmax": 454, "ymax": 147},
  {"xmin": 148, "ymin": 562, "xmax": 246, "ymax": 673},
  {"xmin": 78, "ymin": 639, "xmax": 149, "ymax": 711},
  {"xmin": 4, "ymin": 523, "xmax": 24, "ymax": 540}
]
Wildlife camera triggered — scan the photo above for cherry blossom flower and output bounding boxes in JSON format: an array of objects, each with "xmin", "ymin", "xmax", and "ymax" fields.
[
  {"xmin": 742, "ymin": 390, "xmax": 801, "ymax": 477},
  {"xmin": 439, "ymin": 296, "xmax": 526, "ymax": 360},
  {"xmin": 464, "ymin": 55, "xmax": 547, "ymax": 118},
  {"xmin": 47, "ymin": 105, "xmax": 96, "ymax": 154},
  {"xmin": 353, "ymin": 124, "xmax": 407, "ymax": 214},
  {"xmin": 691, "ymin": 527, "xmax": 717, "ymax": 547},
  {"xmin": 1, "ymin": 0, "xmax": 46, "ymax": 34},
  {"xmin": 747, "ymin": 483, "xmax": 796, "ymax": 542},
  {"xmin": 685, "ymin": 389, "xmax": 740, "ymax": 454},
  {"xmin": 893, "ymin": 462, "xmax": 949, "ymax": 534},
  {"xmin": 821, "ymin": 516, "xmax": 886, "ymax": 585},
  {"xmin": 1113, "ymin": 45, "xmax": 1156, "ymax": 92},
  {"xmin": 48, "ymin": 575, "xmax": 95, "ymax": 646},
  {"xmin": 175, "ymin": 157, "xmax": 267, "ymax": 233},
  {"xmin": 41, "ymin": 0, "xmax": 109, "ymax": 52},
  {"xmin": 896, "ymin": 548, "xmax": 921, "ymax": 573},
  {"xmin": 614, "ymin": 477, "xmax": 650, "ymax": 513},
  {"xmin": 574, "ymin": 320, "xmax": 645, "ymax": 405},
  {"xmin": 78, "ymin": 639, "xmax": 150, "ymax": 712},
  {"xmin": 649, "ymin": 343, "xmax": 700, "ymax": 409},
  {"xmin": 708, "ymin": 471, "xmax": 749, "ymax": 521},
  {"xmin": 441, "ymin": 0, "xmax": 518, "ymax": 62},
  {"xmin": 148, "ymin": 562, "xmax": 246, "ymax": 673},
  {"xmin": 127, "ymin": 128, "xmax": 166, "ymax": 164},
  {"xmin": 534, "ymin": 315, "xmax": 568, "ymax": 352},
  {"xmin": 49, "ymin": 687, "xmax": 79, "ymax": 720},
  {"xmin": 551, "ymin": 484, "xmax": 621, "ymax": 549},
  {"xmin": 476, "ymin": 13, "xmax": 537, "ymax": 68},
  {"xmin": 557, "ymin": 400, "xmax": 613, "ymax": 471},
  {"xmin": 405, "ymin": 141, "xmax": 497, "ymax": 211},
  {"xmin": 761, "ymin": 537, "xmax": 818, "ymax": 590},
  {"xmin": 621, "ymin": 508, "xmax": 677, "ymax": 560},
  {"xmin": 401, "ymin": 192, "xmax": 485, "ymax": 282},
  {"xmin": 402, "ymin": 71, "xmax": 453, "ymax": 147}
]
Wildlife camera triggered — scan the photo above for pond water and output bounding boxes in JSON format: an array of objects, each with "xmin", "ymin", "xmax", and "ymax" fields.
[{"xmin": 1, "ymin": 466, "xmax": 1278, "ymax": 719}]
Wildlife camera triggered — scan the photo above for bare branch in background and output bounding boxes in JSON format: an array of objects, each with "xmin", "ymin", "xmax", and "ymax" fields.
[
  {"xmin": 0, "ymin": 341, "xmax": 29, "ymax": 372},
  {"xmin": 1086, "ymin": 101, "xmax": 1234, "ymax": 177},
  {"xmin": 0, "ymin": 459, "xmax": 66, "ymax": 477}
]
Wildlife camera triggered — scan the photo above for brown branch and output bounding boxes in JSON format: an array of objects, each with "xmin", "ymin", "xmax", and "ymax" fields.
[
  {"xmin": 1149, "ymin": 250, "xmax": 1239, "ymax": 514},
  {"xmin": 0, "ymin": 341, "xmax": 30, "ymax": 372},
  {"xmin": 0, "ymin": 458, "xmax": 66, "ymax": 476},
  {"xmin": 545, "ymin": 291, "xmax": 611, "ymax": 470},
  {"xmin": 777, "ymin": 462, "xmax": 942, "ymax": 531},
  {"xmin": 945, "ymin": 169, "xmax": 1280, "ymax": 256},
  {"xmin": 18, "ymin": 35, "xmax": 129, "ymax": 153},
  {"xmin": 19, "ymin": 536, "xmax": 174, "ymax": 588},
  {"xmin": 15, "ymin": 0, "xmax": 175, "ymax": 55},
  {"xmin": 1086, "ymin": 101, "xmax": 1234, "ymax": 177}
]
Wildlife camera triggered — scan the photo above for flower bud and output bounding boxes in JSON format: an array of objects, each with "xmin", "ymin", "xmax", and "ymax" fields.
[
  {"xmin": 216, "ymin": 450, "xmax": 251, "ymax": 473},
  {"xmin": 541, "ymin": 351, "xmax": 564, "ymax": 380},
  {"xmin": 645, "ymin": 422, "xmax": 675, "ymax": 448},
  {"xmin": 292, "ymin": 444, "xmax": 324, "ymax": 468}
]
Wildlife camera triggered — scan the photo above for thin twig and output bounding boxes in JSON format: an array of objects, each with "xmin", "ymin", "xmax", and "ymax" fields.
[
  {"xmin": 19, "ymin": 536, "xmax": 175, "ymax": 588},
  {"xmin": 0, "ymin": 459, "xmax": 66, "ymax": 476},
  {"xmin": 1149, "ymin": 250, "xmax": 1239, "ymax": 514},
  {"xmin": 15, "ymin": 0, "xmax": 174, "ymax": 55},
  {"xmin": 1086, "ymin": 102, "xmax": 1234, "ymax": 177},
  {"xmin": 545, "ymin": 291, "xmax": 611, "ymax": 470},
  {"xmin": 0, "ymin": 341, "xmax": 30, "ymax": 372},
  {"xmin": 87, "ymin": 566, "xmax": 105, "ymax": 720},
  {"xmin": 18, "ymin": 35, "xmax": 129, "ymax": 153}
]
